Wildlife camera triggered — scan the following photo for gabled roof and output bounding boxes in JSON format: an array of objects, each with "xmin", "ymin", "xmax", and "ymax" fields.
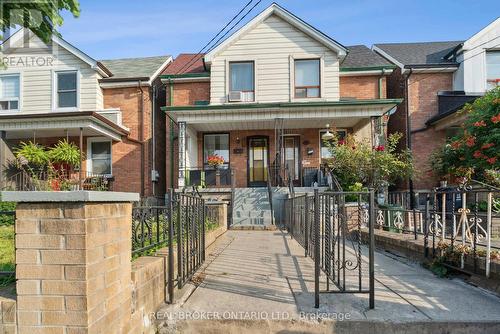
[
  {"xmin": 204, "ymin": 3, "xmax": 347, "ymax": 64},
  {"xmin": 162, "ymin": 53, "xmax": 207, "ymax": 75},
  {"xmin": 341, "ymin": 45, "xmax": 395, "ymax": 70},
  {"xmin": 373, "ymin": 41, "xmax": 463, "ymax": 69},
  {"xmin": 2, "ymin": 28, "xmax": 112, "ymax": 77},
  {"xmin": 99, "ymin": 55, "xmax": 173, "ymax": 82}
]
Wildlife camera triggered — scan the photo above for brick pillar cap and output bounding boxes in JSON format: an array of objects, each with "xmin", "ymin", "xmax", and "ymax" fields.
[{"xmin": 0, "ymin": 191, "xmax": 140, "ymax": 203}]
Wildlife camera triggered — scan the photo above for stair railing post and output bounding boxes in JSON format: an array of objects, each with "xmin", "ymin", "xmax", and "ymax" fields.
[{"xmin": 314, "ymin": 189, "xmax": 320, "ymax": 308}]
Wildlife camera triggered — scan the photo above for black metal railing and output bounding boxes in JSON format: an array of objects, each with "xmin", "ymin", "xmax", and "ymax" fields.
[
  {"xmin": 2, "ymin": 169, "xmax": 113, "ymax": 191},
  {"xmin": 284, "ymin": 189, "xmax": 375, "ymax": 309},
  {"xmin": 380, "ymin": 185, "xmax": 500, "ymax": 278},
  {"xmin": 184, "ymin": 167, "xmax": 233, "ymax": 188},
  {"xmin": 266, "ymin": 166, "xmax": 275, "ymax": 225},
  {"xmin": 131, "ymin": 191, "xmax": 207, "ymax": 303}
]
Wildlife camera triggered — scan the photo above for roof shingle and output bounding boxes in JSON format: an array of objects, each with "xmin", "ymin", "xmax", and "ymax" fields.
[
  {"xmin": 163, "ymin": 53, "xmax": 207, "ymax": 75},
  {"xmin": 341, "ymin": 45, "xmax": 394, "ymax": 69},
  {"xmin": 373, "ymin": 41, "xmax": 463, "ymax": 67},
  {"xmin": 99, "ymin": 55, "xmax": 171, "ymax": 80}
]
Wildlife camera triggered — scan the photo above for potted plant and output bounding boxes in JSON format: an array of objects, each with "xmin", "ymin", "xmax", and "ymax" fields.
[
  {"xmin": 206, "ymin": 154, "xmax": 225, "ymax": 169},
  {"xmin": 48, "ymin": 139, "xmax": 82, "ymax": 173}
]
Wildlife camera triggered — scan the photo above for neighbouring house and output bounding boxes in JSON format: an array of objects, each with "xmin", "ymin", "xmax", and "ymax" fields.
[
  {"xmin": 0, "ymin": 28, "xmax": 171, "ymax": 197},
  {"xmin": 162, "ymin": 3, "xmax": 400, "ymax": 193},
  {"xmin": 373, "ymin": 17, "xmax": 500, "ymax": 190}
]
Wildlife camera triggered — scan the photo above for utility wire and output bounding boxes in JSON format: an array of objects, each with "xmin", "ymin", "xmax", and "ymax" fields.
[{"xmin": 174, "ymin": 0, "xmax": 259, "ymax": 75}]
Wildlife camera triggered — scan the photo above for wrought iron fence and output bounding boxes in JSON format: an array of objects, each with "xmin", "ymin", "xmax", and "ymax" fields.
[
  {"xmin": 2, "ymin": 169, "xmax": 113, "ymax": 191},
  {"xmin": 131, "ymin": 191, "xmax": 206, "ymax": 303},
  {"xmin": 380, "ymin": 185, "xmax": 500, "ymax": 278},
  {"xmin": 284, "ymin": 189, "xmax": 375, "ymax": 309}
]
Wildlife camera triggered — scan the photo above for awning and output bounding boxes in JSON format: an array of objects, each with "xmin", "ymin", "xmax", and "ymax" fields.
[
  {"xmin": 162, "ymin": 99, "xmax": 401, "ymax": 131},
  {"xmin": 0, "ymin": 111, "xmax": 129, "ymax": 141}
]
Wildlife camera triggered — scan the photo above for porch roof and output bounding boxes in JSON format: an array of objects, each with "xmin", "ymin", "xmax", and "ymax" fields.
[
  {"xmin": 0, "ymin": 111, "xmax": 129, "ymax": 141},
  {"xmin": 162, "ymin": 99, "xmax": 401, "ymax": 131}
]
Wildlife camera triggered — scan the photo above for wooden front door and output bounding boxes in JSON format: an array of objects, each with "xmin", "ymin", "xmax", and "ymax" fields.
[{"xmin": 247, "ymin": 137, "xmax": 269, "ymax": 187}]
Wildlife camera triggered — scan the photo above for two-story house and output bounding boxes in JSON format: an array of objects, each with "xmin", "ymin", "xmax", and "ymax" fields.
[
  {"xmin": 373, "ymin": 17, "xmax": 499, "ymax": 190},
  {"xmin": 162, "ymin": 3, "xmax": 400, "ymax": 192},
  {"xmin": 0, "ymin": 28, "xmax": 171, "ymax": 197}
]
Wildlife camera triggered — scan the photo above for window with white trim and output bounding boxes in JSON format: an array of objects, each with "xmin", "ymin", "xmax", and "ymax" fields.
[
  {"xmin": 0, "ymin": 74, "xmax": 20, "ymax": 111},
  {"xmin": 90, "ymin": 140, "xmax": 112, "ymax": 175},
  {"xmin": 486, "ymin": 51, "xmax": 500, "ymax": 90},
  {"xmin": 229, "ymin": 61, "xmax": 255, "ymax": 102},
  {"xmin": 295, "ymin": 59, "xmax": 320, "ymax": 98},
  {"xmin": 55, "ymin": 71, "xmax": 78, "ymax": 109}
]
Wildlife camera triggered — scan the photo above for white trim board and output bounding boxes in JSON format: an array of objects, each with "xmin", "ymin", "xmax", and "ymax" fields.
[{"xmin": 204, "ymin": 3, "xmax": 347, "ymax": 65}]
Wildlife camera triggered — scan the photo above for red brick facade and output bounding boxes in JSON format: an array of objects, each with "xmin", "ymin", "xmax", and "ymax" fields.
[
  {"xmin": 103, "ymin": 84, "xmax": 166, "ymax": 197},
  {"xmin": 340, "ymin": 75, "xmax": 386, "ymax": 99},
  {"xmin": 386, "ymin": 70, "xmax": 453, "ymax": 189}
]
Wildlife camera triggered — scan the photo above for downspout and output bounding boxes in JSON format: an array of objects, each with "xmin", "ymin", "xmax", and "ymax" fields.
[
  {"xmin": 404, "ymin": 68, "xmax": 415, "ymax": 205},
  {"xmin": 138, "ymin": 80, "xmax": 145, "ymax": 197},
  {"xmin": 169, "ymin": 79, "xmax": 175, "ymax": 190},
  {"xmin": 151, "ymin": 84, "xmax": 157, "ymax": 196}
]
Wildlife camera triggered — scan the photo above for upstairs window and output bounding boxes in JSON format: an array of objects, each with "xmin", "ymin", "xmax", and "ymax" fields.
[
  {"xmin": 486, "ymin": 51, "xmax": 500, "ymax": 90},
  {"xmin": 295, "ymin": 59, "xmax": 320, "ymax": 98},
  {"xmin": 229, "ymin": 61, "xmax": 254, "ymax": 102},
  {"xmin": 0, "ymin": 74, "xmax": 20, "ymax": 111},
  {"xmin": 55, "ymin": 71, "xmax": 78, "ymax": 109}
]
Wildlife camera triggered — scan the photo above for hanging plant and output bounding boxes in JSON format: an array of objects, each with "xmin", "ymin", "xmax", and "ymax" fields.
[
  {"xmin": 14, "ymin": 141, "xmax": 49, "ymax": 167},
  {"xmin": 48, "ymin": 139, "xmax": 82, "ymax": 167}
]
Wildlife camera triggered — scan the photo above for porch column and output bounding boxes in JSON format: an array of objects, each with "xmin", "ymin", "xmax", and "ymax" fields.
[
  {"xmin": 178, "ymin": 121, "xmax": 186, "ymax": 188},
  {"xmin": 371, "ymin": 116, "xmax": 386, "ymax": 147}
]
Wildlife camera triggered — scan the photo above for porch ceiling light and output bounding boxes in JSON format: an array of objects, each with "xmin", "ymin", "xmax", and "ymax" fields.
[{"xmin": 322, "ymin": 124, "xmax": 334, "ymax": 141}]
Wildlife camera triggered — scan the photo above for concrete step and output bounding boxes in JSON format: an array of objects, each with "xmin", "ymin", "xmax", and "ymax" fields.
[
  {"xmin": 233, "ymin": 210, "xmax": 272, "ymax": 219},
  {"xmin": 231, "ymin": 187, "xmax": 274, "ymax": 227}
]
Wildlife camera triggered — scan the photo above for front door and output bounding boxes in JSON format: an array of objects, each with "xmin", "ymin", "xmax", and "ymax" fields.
[
  {"xmin": 283, "ymin": 136, "xmax": 300, "ymax": 186},
  {"xmin": 248, "ymin": 137, "xmax": 269, "ymax": 187}
]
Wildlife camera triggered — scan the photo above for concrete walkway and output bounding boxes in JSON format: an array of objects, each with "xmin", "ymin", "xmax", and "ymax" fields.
[{"xmin": 157, "ymin": 230, "xmax": 500, "ymax": 333}]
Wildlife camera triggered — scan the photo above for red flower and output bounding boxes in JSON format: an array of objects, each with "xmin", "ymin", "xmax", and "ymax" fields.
[
  {"xmin": 491, "ymin": 114, "xmax": 500, "ymax": 124},
  {"xmin": 374, "ymin": 145, "xmax": 385, "ymax": 152},
  {"xmin": 206, "ymin": 155, "xmax": 225, "ymax": 167},
  {"xmin": 473, "ymin": 150, "xmax": 483, "ymax": 158},
  {"xmin": 338, "ymin": 140, "xmax": 346, "ymax": 145},
  {"xmin": 451, "ymin": 141, "xmax": 461, "ymax": 149},
  {"xmin": 465, "ymin": 136, "xmax": 476, "ymax": 147},
  {"xmin": 487, "ymin": 157, "xmax": 497, "ymax": 165},
  {"xmin": 473, "ymin": 120, "xmax": 487, "ymax": 127},
  {"xmin": 482, "ymin": 143, "xmax": 494, "ymax": 150}
]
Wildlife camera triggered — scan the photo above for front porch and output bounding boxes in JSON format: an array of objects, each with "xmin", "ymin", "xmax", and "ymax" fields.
[
  {"xmin": 169, "ymin": 100, "xmax": 400, "ymax": 189},
  {"xmin": 0, "ymin": 111, "xmax": 129, "ymax": 191}
]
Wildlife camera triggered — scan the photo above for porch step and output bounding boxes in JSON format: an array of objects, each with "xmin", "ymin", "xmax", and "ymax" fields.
[{"xmin": 231, "ymin": 188, "xmax": 273, "ymax": 227}]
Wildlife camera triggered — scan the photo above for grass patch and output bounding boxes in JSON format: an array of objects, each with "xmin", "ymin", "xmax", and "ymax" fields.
[{"xmin": 0, "ymin": 225, "xmax": 15, "ymax": 272}]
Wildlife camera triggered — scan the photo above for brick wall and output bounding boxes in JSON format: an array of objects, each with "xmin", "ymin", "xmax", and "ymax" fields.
[
  {"xmin": 15, "ymin": 201, "xmax": 133, "ymax": 333},
  {"xmin": 103, "ymin": 85, "xmax": 166, "ymax": 197},
  {"xmin": 172, "ymin": 82, "xmax": 210, "ymax": 106},
  {"xmin": 340, "ymin": 75, "xmax": 386, "ymax": 99},
  {"xmin": 386, "ymin": 70, "xmax": 453, "ymax": 189}
]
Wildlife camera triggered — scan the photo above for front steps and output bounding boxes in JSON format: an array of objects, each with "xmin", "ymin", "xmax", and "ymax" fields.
[{"xmin": 231, "ymin": 187, "xmax": 274, "ymax": 228}]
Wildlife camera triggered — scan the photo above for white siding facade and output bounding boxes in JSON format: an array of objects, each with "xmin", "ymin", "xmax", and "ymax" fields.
[
  {"xmin": 209, "ymin": 14, "xmax": 340, "ymax": 104},
  {"xmin": 453, "ymin": 18, "xmax": 500, "ymax": 93},
  {"xmin": 1, "ymin": 33, "xmax": 104, "ymax": 114}
]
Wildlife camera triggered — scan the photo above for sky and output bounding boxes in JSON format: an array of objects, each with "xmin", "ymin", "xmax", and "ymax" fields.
[{"xmin": 58, "ymin": 0, "xmax": 500, "ymax": 60}]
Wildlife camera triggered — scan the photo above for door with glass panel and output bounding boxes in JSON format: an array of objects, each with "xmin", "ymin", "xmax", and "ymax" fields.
[
  {"xmin": 247, "ymin": 137, "xmax": 269, "ymax": 187},
  {"xmin": 283, "ymin": 136, "xmax": 300, "ymax": 186}
]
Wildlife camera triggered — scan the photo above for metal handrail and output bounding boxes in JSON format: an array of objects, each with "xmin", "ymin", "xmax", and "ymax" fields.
[{"xmin": 266, "ymin": 166, "xmax": 274, "ymax": 225}]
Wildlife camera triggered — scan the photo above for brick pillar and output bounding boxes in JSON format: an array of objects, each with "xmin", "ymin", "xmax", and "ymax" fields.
[{"xmin": 4, "ymin": 191, "xmax": 139, "ymax": 334}]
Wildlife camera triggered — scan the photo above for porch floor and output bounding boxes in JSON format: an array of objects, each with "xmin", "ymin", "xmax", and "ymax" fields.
[{"xmin": 157, "ymin": 230, "xmax": 500, "ymax": 332}]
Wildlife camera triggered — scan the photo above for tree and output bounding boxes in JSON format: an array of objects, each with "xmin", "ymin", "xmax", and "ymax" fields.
[
  {"xmin": 0, "ymin": 0, "xmax": 80, "ymax": 43},
  {"xmin": 432, "ymin": 87, "xmax": 500, "ymax": 185}
]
